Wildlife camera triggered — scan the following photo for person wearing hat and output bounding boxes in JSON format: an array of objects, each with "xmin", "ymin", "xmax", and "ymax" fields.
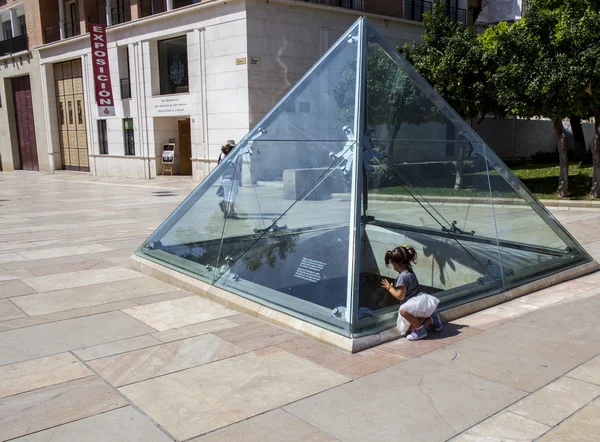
[{"xmin": 218, "ymin": 140, "xmax": 241, "ymax": 219}]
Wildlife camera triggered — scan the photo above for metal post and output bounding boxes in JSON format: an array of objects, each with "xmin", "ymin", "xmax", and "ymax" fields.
[
  {"xmin": 105, "ymin": 0, "xmax": 111, "ymax": 25},
  {"xmin": 58, "ymin": 0, "xmax": 66, "ymax": 39}
]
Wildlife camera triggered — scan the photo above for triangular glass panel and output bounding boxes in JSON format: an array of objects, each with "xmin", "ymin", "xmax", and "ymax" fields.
[
  {"xmin": 137, "ymin": 17, "xmax": 592, "ymax": 342},
  {"xmin": 350, "ymin": 23, "xmax": 591, "ymax": 335}
]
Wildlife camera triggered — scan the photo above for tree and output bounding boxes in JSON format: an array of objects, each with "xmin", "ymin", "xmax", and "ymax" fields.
[
  {"xmin": 482, "ymin": 1, "xmax": 588, "ymax": 197},
  {"xmin": 554, "ymin": 0, "xmax": 600, "ymax": 196},
  {"xmin": 401, "ymin": 2, "xmax": 503, "ymax": 189}
]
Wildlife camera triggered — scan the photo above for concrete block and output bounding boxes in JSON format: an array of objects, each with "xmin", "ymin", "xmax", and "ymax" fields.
[{"xmin": 283, "ymin": 167, "xmax": 345, "ymax": 200}]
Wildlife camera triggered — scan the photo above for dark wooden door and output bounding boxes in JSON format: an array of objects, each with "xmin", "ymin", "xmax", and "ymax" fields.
[
  {"xmin": 12, "ymin": 75, "xmax": 39, "ymax": 171},
  {"xmin": 178, "ymin": 119, "xmax": 192, "ymax": 175}
]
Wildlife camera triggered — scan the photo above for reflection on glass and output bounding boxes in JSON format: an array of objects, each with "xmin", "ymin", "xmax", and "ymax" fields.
[{"xmin": 137, "ymin": 18, "xmax": 591, "ymax": 340}]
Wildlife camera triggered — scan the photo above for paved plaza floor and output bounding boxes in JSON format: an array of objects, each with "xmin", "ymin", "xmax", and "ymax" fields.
[{"xmin": 1, "ymin": 171, "xmax": 600, "ymax": 441}]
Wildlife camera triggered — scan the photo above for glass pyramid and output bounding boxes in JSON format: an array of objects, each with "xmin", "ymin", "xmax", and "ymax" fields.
[{"xmin": 137, "ymin": 18, "xmax": 591, "ymax": 338}]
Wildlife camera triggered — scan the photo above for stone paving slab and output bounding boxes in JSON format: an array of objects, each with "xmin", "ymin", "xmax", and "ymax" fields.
[
  {"xmin": 0, "ymin": 377, "xmax": 127, "ymax": 441},
  {"xmin": 0, "ymin": 311, "xmax": 156, "ymax": 366},
  {"xmin": 122, "ymin": 296, "xmax": 238, "ymax": 331},
  {"xmin": 25, "ymin": 259, "xmax": 107, "ymax": 277},
  {"xmin": 451, "ymin": 411, "xmax": 551, "ymax": 441},
  {"xmin": 152, "ymin": 317, "xmax": 240, "ymax": 343},
  {"xmin": 21, "ymin": 266, "xmax": 143, "ymax": 293},
  {"xmin": 277, "ymin": 337, "xmax": 393, "ymax": 379},
  {"xmin": 73, "ymin": 335, "xmax": 162, "ymax": 361},
  {"xmin": 214, "ymin": 322, "xmax": 299, "ymax": 351},
  {"xmin": 421, "ymin": 319, "xmax": 600, "ymax": 393},
  {"xmin": 566, "ymin": 354, "xmax": 600, "ymax": 385},
  {"xmin": 119, "ymin": 347, "xmax": 350, "ymax": 440},
  {"xmin": 11, "ymin": 406, "xmax": 174, "ymax": 442},
  {"xmin": 10, "ymin": 277, "xmax": 176, "ymax": 316},
  {"xmin": 508, "ymin": 376, "xmax": 600, "ymax": 427},
  {"xmin": 285, "ymin": 357, "xmax": 527, "ymax": 442},
  {"xmin": 0, "ymin": 353, "xmax": 92, "ymax": 399},
  {"xmin": 0, "ymin": 280, "xmax": 36, "ymax": 299},
  {"xmin": 0, "ymin": 300, "xmax": 142, "ymax": 331},
  {"xmin": 537, "ymin": 398, "xmax": 600, "ymax": 441},
  {"xmin": 0, "ymin": 298, "xmax": 26, "ymax": 321},
  {"xmin": 191, "ymin": 409, "xmax": 337, "ymax": 442},
  {"xmin": 89, "ymin": 334, "xmax": 246, "ymax": 387},
  {"xmin": 512, "ymin": 296, "xmax": 600, "ymax": 342},
  {"xmin": 17, "ymin": 244, "xmax": 113, "ymax": 261}
]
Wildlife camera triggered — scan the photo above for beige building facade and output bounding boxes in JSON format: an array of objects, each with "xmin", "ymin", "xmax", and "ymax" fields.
[{"xmin": 1, "ymin": 0, "xmax": 475, "ymax": 179}]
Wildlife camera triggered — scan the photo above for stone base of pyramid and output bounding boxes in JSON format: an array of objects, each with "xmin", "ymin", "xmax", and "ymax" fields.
[{"xmin": 130, "ymin": 254, "xmax": 599, "ymax": 353}]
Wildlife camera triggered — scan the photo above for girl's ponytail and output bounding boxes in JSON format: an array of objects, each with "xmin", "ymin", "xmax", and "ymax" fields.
[
  {"xmin": 407, "ymin": 247, "xmax": 417, "ymax": 264},
  {"xmin": 384, "ymin": 250, "xmax": 393, "ymax": 266}
]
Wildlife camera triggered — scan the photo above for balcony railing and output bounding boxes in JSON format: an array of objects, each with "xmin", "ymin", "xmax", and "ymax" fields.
[
  {"xmin": 303, "ymin": 0, "xmax": 362, "ymax": 9},
  {"xmin": 446, "ymin": 5, "xmax": 467, "ymax": 24},
  {"xmin": 111, "ymin": 4, "xmax": 131, "ymax": 25},
  {"xmin": 140, "ymin": 0, "xmax": 167, "ymax": 17},
  {"xmin": 65, "ymin": 20, "xmax": 79, "ymax": 38},
  {"xmin": 120, "ymin": 78, "xmax": 132, "ymax": 99},
  {"xmin": 44, "ymin": 27, "xmax": 61, "ymax": 44},
  {"xmin": 404, "ymin": 0, "xmax": 467, "ymax": 25},
  {"xmin": 0, "ymin": 35, "xmax": 28, "ymax": 57},
  {"xmin": 404, "ymin": 0, "xmax": 433, "ymax": 21}
]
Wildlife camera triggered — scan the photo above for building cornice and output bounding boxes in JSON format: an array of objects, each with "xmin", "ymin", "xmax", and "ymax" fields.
[{"xmin": 36, "ymin": 0, "xmax": 422, "ymax": 53}]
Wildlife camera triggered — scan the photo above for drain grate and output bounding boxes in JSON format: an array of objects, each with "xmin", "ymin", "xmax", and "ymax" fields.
[{"xmin": 152, "ymin": 191, "xmax": 176, "ymax": 197}]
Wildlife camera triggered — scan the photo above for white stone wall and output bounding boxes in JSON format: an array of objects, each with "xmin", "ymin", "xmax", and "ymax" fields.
[{"xmin": 0, "ymin": 53, "xmax": 49, "ymax": 172}]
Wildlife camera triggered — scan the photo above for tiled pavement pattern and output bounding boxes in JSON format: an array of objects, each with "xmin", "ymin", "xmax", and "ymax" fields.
[{"xmin": 0, "ymin": 171, "xmax": 599, "ymax": 441}]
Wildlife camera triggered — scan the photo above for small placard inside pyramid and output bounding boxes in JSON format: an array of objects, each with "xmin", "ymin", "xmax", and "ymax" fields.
[{"xmin": 136, "ymin": 17, "xmax": 591, "ymax": 341}]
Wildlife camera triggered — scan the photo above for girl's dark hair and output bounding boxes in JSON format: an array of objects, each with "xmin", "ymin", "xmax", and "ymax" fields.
[{"xmin": 384, "ymin": 245, "xmax": 417, "ymax": 271}]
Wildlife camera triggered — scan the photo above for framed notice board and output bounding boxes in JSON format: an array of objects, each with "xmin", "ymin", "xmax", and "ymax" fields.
[{"xmin": 162, "ymin": 143, "xmax": 175, "ymax": 164}]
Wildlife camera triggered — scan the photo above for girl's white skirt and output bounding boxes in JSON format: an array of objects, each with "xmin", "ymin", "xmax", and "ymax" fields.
[{"xmin": 396, "ymin": 293, "xmax": 440, "ymax": 335}]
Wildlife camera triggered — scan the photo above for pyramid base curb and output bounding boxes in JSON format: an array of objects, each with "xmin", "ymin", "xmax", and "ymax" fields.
[{"xmin": 130, "ymin": 254, "xmax": 600, "ymax": 353}]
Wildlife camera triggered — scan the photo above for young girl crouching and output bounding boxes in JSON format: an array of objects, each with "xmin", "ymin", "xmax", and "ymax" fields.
[{"xmin": 380, "ymin": 245, "xmax": 443, "ymax": 341}]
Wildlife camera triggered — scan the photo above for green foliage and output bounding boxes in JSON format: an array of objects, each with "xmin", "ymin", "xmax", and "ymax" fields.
[
  {"xmin": 401, "ymin": 2, "xmax": 501, "ymax": 123},
  {"xmin": 330, "ymin": 45, "xmax": 441, "ymax": 132},
  {"xmin": 484, "ymin": 0, "xmax": 599, "ymax": 119}
]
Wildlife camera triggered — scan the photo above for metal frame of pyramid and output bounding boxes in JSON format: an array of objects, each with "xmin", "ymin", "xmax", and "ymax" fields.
[{"xmin": 134, "ymin": 17, "xmax": 596, "ymax": 351}]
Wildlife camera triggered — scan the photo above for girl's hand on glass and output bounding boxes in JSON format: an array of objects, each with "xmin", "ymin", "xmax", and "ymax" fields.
[{"xmin": 381, "ymin": 279, "xmax": 392, "ymax": 291}]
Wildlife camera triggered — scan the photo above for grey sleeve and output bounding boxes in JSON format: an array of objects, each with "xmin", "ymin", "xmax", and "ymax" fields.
[{"xmin": 395, "ymin": 273, "xmax": 412, "ymax": 288}]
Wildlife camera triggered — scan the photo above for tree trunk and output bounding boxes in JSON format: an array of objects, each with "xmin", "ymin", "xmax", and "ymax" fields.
[
  {"xmin": 455, "ymin": 113, "xmax": 484, "ymax": 190},
  {"xmin": 570, "ymin": 115, "xmax": 587, "ymax": 161},
  {"xmin": 553, "ymin": 117, "xmax": 569, "ymax": 197},
  {"xmin": 592, "ymin": 106, "xmax": 600, "ymax": 198},
  {"xmin": 454, "ymin": 143, "xmax": 465, "ymax": 190}
]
